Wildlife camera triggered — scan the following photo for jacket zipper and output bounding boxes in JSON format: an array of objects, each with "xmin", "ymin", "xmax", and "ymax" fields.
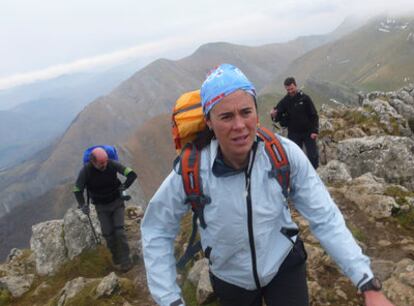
[{"xmin": 245, "ymin": 142, "xmax": 261, "ymax": 289}]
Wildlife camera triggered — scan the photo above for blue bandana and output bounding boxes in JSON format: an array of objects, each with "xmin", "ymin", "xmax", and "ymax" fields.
[{"xmin": 200, "ymin": 64, "xmax": 256, "ymax": 116}]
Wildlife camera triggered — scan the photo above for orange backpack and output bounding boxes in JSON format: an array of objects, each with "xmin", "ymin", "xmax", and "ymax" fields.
[{"xmin": 171, "ymin": 90, "xmax": 205, "ymax": 153}]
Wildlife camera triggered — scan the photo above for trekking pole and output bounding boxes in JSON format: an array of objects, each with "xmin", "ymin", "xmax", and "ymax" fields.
[
  {"xmin": 86, "ymin": 212, "xmax": 101, "ymax": 245},
  {"xmin": 85, "ymin": 189, "xmax": 101, "ymax": 245}
]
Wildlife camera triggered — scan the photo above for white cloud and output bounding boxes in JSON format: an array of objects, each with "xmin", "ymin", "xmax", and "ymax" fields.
[{"xmin": 1, "ymin": 0, "xmax": 414, "ymax": 90}]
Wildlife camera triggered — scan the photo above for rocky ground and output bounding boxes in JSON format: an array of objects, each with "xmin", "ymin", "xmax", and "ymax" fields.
[
  {"xmin": 0, "ymin": 205, "xmax": 156, "ymax": 306},
  {"xmin": 1, "ymin": 85, "xmax": 414, "ymax": 305}
]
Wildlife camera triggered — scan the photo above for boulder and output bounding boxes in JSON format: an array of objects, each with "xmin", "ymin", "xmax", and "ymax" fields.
[
  {"xmin": 371, "ymin": 259, "xmax": 395, "ymax": 281},
  {"xmin": 389, "ymin": 98, "xmax": 414, "ymax": 121},
  {"xmin": 6, "ymin": 249, "xmax": 23, "ymax": 263},
  {"xmin": 347, "ymin": 194, "xmax": 396, "ymax": 219},
  {"xmin": 196, "ymin": 265, "xmax": 215, "ymax": 305},
  {"xmin": 30, "ymin": 220, "xmax": 67, "ymax": 276},
  {"xmin": 0, "ymin": 274, "xmax": 35, "ymax": 297},
  {"xmin": 95, "ymin": 272, "xmax": 120, "ymax": 298},
  {"xmin": 397, "ymin": 90, "xmax": 414, "ymax": 106},
  {"xmin": 383, "ymin": 277, "xmax": 414, "ymax": 306},
  {"xmin": 392, "ymin": 258, "xmax": 414, "ymax": 287},
  {"xmin": 63, "ymin": 207, "xmax": 102, "ymax": 260},
  {"xmin": 187, "ymin": 259, "xmax": 209, "ymax": 287},
  {"xmin": 337, "ymin": 136, "xmax": 414, "ymax": 189},
  {"xmin": 318, "ymin": 160, "xmax": 352, "ymax": 185},
  {"xmin": 362, "ymin": 98, "xmax": 411, "ymax": 135},
  {"xmin": 56, "ymin": 276, "xmax": 96, "ymax": 306}
]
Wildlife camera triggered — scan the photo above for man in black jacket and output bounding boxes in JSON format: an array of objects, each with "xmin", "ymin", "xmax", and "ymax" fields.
[
  {"xmin": 271, "ymin": 77, "xmax": 319, "ymax": 169},
  {"xmin": 73, "ymin": 147, "xmax": 137, "ymax": 272}
]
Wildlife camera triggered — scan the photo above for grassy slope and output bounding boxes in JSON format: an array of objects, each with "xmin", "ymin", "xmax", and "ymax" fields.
[{"xmin": 263, "ymin": 15, "xmax": 414, "ymax": 101}]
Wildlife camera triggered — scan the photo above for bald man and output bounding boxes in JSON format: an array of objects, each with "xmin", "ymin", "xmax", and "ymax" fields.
[{"xmin": 73, "ymin": 147, "xmax": 137, "ymax": 272}]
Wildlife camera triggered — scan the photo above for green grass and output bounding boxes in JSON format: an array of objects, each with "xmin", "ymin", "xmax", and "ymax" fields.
[
  {"xmin": 0, "ymin": 290, "xmax": 11, "ymax": 306},
  {"xmin": 394, "ymin": 209, "xmax": 414, "ymax": 231},
  {"xmin": 10, "ymin": 245, "xmax": 113, "ymax": 306},
  {"xmin": 408, "ymin": 118, "xmax": 414, "ymax": 133},
  {"xmin": 384, "ymin": 186, "xmax": 414, "ymax": 230},
  {"xmin": 384, "ymin": 186, "xmax": 414, "ymax": 206},
  {"xmin": 52, "ymin": 278, "xmax": 140, "ymax": 306}
]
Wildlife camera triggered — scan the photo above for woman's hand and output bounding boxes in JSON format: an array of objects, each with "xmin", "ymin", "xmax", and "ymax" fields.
[{"xmin": 363, "ymin": 291, "xmax": 394, "ymax": 306}]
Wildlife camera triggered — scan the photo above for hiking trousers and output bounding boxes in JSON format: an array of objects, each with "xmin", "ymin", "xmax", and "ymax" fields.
[
  {"xmin": 95, "ymin": 198, "xmax": 130, "ymax": 265},
  {"xmin": 210, "ymin": 238, "xmax": 309, "ymax": 306},
  {"xmin": 288, "ymin": 132, "xmax": 319, "ymax": 169}
]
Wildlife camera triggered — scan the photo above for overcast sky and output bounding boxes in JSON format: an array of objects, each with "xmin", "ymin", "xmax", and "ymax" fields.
[{"xmin": 1, "ymin": 0, "xmax": 413, "ymax": 90}]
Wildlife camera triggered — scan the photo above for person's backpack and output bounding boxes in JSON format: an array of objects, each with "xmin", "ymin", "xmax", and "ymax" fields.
[
  {"xmin": 82, "ymin": 145, "xmax": 130, "ymax": 204},
  {"xmin": 171, "ymin": 90, "xmax": 206, "ymax": 153},
  {"xmin": 83, "ymin": 145, "xmax": 119, "ymax": 165},
  {"xmin": 171, "ymin": 90, "xmax": 291, "ymax": 269}
]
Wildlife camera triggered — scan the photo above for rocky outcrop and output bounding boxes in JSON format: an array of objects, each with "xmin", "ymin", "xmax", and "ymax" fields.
[
  {"xmin": 319, "ymin": 86, "xmax": 414, "ymax": 190},
  {"xmin": 30, "ymin": 207, "xmax": 102, "ymax": 276},
  {"xmin": 95, "ymin": 272, "xmax": 120, "ymax": 298},
  {"xmin": 30, "ymin": 220, "xmax": 67, "ymax": 276},
  {"xmin": 0, "ymin": 274, "xmax": 35, "ymax": 298},
  {"xmin": 362, "ymin": 98, "xmax": 411, "ymax": 136},
  {"xmin": 0, "ymin": 202, "xmax": 155, "ymax": 305},
  {"xmin": 336, "ymin": 136, "xmax": 414, "ymax": 189},
  {"xmin": 56, "ymin": 277, "xmax": 97, "ymax": 306},
  {"xmin": 318, "ymin": 160, "xmax": 352, "ymax": 185},
  {"xmin": 63, "ymin": 208, "xmax": 102, "ymax": 260},
  {"xmin": 383, "ymin": 259, "xmax": 414, "ymax": 306},
  {"xmin": 335, "ymin": 173, "xmax": 402, "ymax": 219},
  {"xmin": 0, "ymin": 249, "xmax": 36, "ymax": 299},
  {"xmin": 187, "ymin": 259, "xmax": 215, "ymax": 305}
]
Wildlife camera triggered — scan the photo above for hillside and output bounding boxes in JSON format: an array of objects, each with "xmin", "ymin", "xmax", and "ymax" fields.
[
  {"xmin": 125, "ymin": 114, "xmax": 175, "ymax": 199},
  {"xmin": 262, "ymin": 15, "xmax": 414, "ymax": 104},
  {"xmin": 0, "ymin": 34, "xmax": 339, "ymax": 220}
]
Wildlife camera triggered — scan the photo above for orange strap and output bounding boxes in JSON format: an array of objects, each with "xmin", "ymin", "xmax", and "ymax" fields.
[
  {"xmin": 256, "ymin": 127, "xmax": 290, "ymax": 198},
  {"xmin": 181, "ymin": 144, "xmax": 201, "ymax": 200}
]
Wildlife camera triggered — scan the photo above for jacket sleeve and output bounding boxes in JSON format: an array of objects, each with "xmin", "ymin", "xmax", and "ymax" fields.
[
  {"xmin": 305, "ymin": 95, "xmax": 319, "ymax": 133},
  {"xmin": 73, "ymin": 167, "xmax": 87, "ymax": 207},
  {"xmin": 112, "ymin": 160, "xmax": 137, "ymax": 188},
  {"xmin": 285, "ymin": 138, "xmax": 373, "ymax": 288},
  {"xmin": 141, "ymin": 170, "xmax": 189, "ymax": 306},
  {"xmin": 274, "ymin": 97, "xmax": 287, "ymax": 123}
]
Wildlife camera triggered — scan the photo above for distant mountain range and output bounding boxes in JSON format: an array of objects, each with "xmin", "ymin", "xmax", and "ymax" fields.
[
  {"xmin": 2, "ymin": 15, "xmax": 413, "ymax": 260},
  {"xmin": 0, "ymin": 30, "xmax": 339, "ymax": 215},
  {"xmin": 262, "ymin": 15, "xmax": 414, "ymax": 105},
  {"xmin": 0, "ymin": 60, "xmax": 144, "ymax": 169}
]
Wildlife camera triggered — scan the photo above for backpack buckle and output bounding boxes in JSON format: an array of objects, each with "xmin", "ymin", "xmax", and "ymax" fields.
[{"xmin": 184, "ymin": 194, "xmax": 211, "ymax": 229}]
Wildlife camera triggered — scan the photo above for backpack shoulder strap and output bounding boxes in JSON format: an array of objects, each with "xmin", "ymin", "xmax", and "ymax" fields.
[
  {"xmin": 176, "ymin": 143, "xmax": 211, "ymax": 269},
  {"xmin": 256, "ymin": 127, "xmax": 290, "ymax": 199},
  {"xmin": 180, "ymin": 143, "xmax": 211, "ymax": 229}
]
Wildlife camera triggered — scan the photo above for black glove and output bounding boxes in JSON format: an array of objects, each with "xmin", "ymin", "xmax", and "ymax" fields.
[
  {"xmin": 119, "ymin": 185, "xmax": 131, "ymax": 201},
  {"xmin": 80, "ymin": 204, "xmax": 90, "ymax": 215},
  {"xmin": 170, "ymin": 298, "xmax": 184, "ymax": 306}
]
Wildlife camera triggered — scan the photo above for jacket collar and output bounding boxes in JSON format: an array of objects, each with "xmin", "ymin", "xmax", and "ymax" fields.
[{"xmin": 209, "ymin": 138, "xmax": 260, "ymax": 177}]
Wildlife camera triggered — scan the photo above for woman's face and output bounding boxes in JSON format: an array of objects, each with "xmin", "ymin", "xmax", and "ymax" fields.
[{"xmin": 206, "ymin": 90, "xmax": 258, "ymax": 169}]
